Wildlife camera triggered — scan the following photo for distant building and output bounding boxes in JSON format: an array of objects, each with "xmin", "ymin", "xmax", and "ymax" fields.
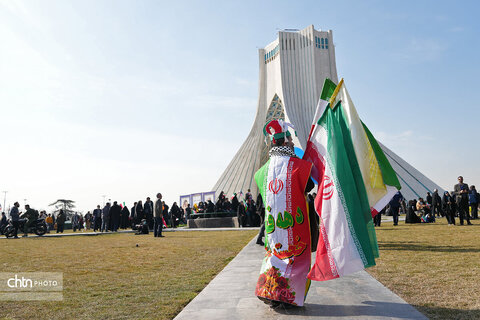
[{"xmin": 213, "ymin": 25, "xmax": 443, "ymax": 200}]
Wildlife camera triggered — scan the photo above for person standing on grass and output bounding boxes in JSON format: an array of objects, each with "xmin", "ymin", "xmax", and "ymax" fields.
[
  {"xmin": 135, "ymin": 201, "xmax": 144, "ymax": 224},
  {"xmin": 130, "ymin": 202, "xmax": 137, "ymax": 228},
  {"xmin": 442, "ymin": 191, "xmax": 455, "ymax": 225},
  {"xmin": 9, "ymin": 202, "xmax": 20, "ymax": 238},
  {"xmin": 110, "ymin": 201, "xmax": 121, "ymax": 232},
  {"xmin": 144, "ymin": 197, "xmax": 154, "ymax": 230},
  {"xmin": 154, "ymin": 193, "xmax": 164, "ymax": 237},
  {"xmin": 389, "ymin": 192, "xmax": 403, "ymax": 226},
  {"xmin": 101, "ymin": 202, "xmax": 111, "ymax": 232},
  {"xmin": 432, "ymin": 189, "xmax": 442, "ymax": 217},
  {"xmin": 454, "ymin": 176, "xmax": 472, "ymax": 225},
  {"xmin": 93, "ymin": 205, "xmax": 102, "ymax": 232},
  {"xmin": 121, "ymin": 205, "xmax": 130, "ymax": 229},
  {"xmin": 56, "ymin": 209, "xmax": 65, "ymax": 233},
  {"xmin": 469, "ymin": 185, "xmax": 478, "ymax": 220}
]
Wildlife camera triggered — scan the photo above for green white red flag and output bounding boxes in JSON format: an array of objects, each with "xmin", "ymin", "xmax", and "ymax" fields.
[
  {"xmin": 304, "ymin": 103, "xmax": 379, "ymax": 281},
  {"xmin": 308, "ymin": 78, "xmax": 337, "ymax": 141}
]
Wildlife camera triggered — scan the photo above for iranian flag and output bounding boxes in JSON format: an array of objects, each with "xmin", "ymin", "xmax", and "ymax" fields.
[
  {"xmin": 330, "ymin": 80, "xmax": 401, "ymax": 216},
  {"xmin": 304, "ymin": 102, "xmax": 379, "ymax": 281},
  {"xmin": 308, "ymin": 78, "xmax": 337, "ymax": 141}
]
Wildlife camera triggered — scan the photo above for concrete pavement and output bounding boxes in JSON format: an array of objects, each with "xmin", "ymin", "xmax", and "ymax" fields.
[{"xmin": 174, "ymin": 237, "xmax": 427, "ymax": 320}]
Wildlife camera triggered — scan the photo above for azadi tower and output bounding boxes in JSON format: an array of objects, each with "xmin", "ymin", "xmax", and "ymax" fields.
[{"xmin": 213, "ymin": 25, "xmax": 443, "ymax": 201}]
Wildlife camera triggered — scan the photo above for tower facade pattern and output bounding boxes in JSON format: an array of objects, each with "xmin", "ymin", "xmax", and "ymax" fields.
[{"xmin": 213, "ymin": 25, "xmax": 443, "ymax": 200}]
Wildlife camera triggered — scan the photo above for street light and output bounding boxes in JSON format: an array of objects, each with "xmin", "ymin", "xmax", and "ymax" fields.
[{"xmin": 102, "ymin": 195, "xmax": 106, "ymax": 207}]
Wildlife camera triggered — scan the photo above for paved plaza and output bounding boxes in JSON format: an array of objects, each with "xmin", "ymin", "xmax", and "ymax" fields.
[{"xmin": 175, "ymin": 236, "xmax": 426, "ymax": 320}]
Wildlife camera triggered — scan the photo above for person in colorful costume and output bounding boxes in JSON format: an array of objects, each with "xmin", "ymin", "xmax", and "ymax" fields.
[{"xmin": 254, "ymin": 119, "xmax": 316, "ymax": 307}]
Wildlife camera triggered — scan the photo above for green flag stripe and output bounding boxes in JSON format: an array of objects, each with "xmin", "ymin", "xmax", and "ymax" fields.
[
  {"xmin": 333, "ymin": 103, "xmax": 379, "ymax": 260},
  {"xmin": 361, "ymin": 122, "xmax": 401, "ymax": 189}
]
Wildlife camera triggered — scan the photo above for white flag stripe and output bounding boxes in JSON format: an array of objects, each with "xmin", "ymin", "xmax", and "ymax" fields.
[{"xmin": 312, "ymin": 126, "xmax": 365, "ymax": 276}]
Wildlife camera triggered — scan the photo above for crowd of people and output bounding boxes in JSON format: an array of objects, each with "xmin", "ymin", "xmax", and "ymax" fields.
[
  {"xmin": 2, "ymin": 175, "xmax": 477, "ymax": 239},
  {"xmin": 374, "ymin": 176, "xmax": 478, "ymax": 226}
]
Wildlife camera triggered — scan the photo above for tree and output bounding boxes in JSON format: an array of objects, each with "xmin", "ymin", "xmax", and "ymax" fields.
[{"xmin": 49, "ymin": 199, "xmax": 76, "ymax": 220}]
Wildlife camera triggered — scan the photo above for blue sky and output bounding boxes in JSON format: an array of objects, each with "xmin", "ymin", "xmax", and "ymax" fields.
[{"xmin": 1, "ymin": 0, "xmax": 479, "ymax": 212}]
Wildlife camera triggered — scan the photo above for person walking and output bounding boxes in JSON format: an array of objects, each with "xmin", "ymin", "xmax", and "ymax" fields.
[
  {"xmin": 389, "ymin": 192, "xmax": 402, "ymax": 226},
  {"xmin": 253, "ymin": 119, "xmax": 315, "ymax": 307}
]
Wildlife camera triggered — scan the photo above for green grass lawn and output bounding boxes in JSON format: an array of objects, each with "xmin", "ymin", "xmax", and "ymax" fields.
[
  {"xmin": 0, "ymin": 230, "xmax": 257, "ymax": 320},
  {"xmin": 368, "ymin": 217, "xmax": 480, "ymax": 320}
]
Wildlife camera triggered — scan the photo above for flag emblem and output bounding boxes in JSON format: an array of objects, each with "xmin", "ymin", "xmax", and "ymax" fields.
[
  {"xmin": 322, "ymin": 176, "xmax": 334, "ymax": 200},
  {"xmin": 268, "ymin": 178, "xmax": 284, "ymax": 194}
]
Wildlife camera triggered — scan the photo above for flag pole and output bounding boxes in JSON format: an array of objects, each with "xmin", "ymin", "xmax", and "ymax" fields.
[{"xmin": 329, "ymin": 78, "xmax": 344, "ymax": 108}]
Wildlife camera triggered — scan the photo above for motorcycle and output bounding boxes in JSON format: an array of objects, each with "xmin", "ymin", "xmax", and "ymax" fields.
[{"xmin": 3, "ymin": 218, "xmax": 47, "ymax": 238}]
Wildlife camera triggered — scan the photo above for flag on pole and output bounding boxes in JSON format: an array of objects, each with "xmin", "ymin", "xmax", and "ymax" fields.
[
  {"xmin": 304, "ymin": 105, "xmax": 379, "ymax": 281},
  {"xmin": 308, "ymin": 78, "xmax": 337, "ymax": 141},
  {"xmin": 329, "ymin": 79, "xmax": 400, "ymax": 216}
]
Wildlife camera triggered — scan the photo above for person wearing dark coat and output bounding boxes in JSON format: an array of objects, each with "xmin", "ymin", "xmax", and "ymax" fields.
[
  {"xmin": 215, "ymin": 199, "xmax": 223, "ymax": 213},
  {"xmin": 0, "ymin": 212, "xmax": 7, "ymax": 234},
  {"xmin": 307, "ymin": 193, "xmax": 320, "ymax": 252},
  {"xmin": 237, "ymin": 201, "xmax": 246, "ymax": 227},
  {"xmin": 56, "ymin": 209, "xmax": 66, "ymax": 233},
  {"xmin": 389, "ymin": 192, "xmax": 403, "ymax": 226},
  {"xmin": 405, "ymin": 200, "xmax": 421, "ymax": 224},
  {"xmin": 144, "ymin": 197, "xmax": 154, "ymax": 230},
  {"xmin": 426, "ymin": 192, "xmax": 433, "ymax": 207},
  {"xmin": 135, "ymin": 201, "xmax": 144, "ymax": 224},
  {"xmin": 121, "ymin": 206, "xmax": 130, "ymax": 229},
  {"xmin": 255, "ymin": 193, "xmax": 265, "ymax": 245},
  {"xmin": 170, "ymin": 202, "xmax": 181, "ymax": 228},
  {"xmin": 231, "ymin": 194, "xmax": 239, "ymax": 212},
  {"xmin": 469, "ymin": 185, "xmax": 479, "ymax": 220},
  {"xmin": 246, "ymin": 199, "xmax": 257, "ymax": 227},
  {"xmin": 162, "ymin": 203, "xmax": 169, "ymax": 226},
  {"xmin": 454, "ymin": 176, "xmax": 472, "ymax": 225},
  {"xmin": 109, "ymin": 201, "xmax": 121, "ymax": 232},
  {"xmin": 206, "ymin": 200, "xmax": 215, "ymax": 213},
  {"xmin": 130, "ymin": 202, "xmax": 137, "ymax": 228},
  {"xmin": 92, "ymin": 205, "xmax": 102, "ymax": 232},
  {"xmin": 442, "ymin": 191, "xmax": 455, "ymax": 225},
  {"xmin": 432, "ymin": 189, "xmax": 442, "ymax": 217}
]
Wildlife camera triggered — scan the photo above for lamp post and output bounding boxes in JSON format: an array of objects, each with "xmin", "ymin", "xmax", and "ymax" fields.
[{"xmin": 102, "ymin": 195, "xmax": 106, "ymax": 207}]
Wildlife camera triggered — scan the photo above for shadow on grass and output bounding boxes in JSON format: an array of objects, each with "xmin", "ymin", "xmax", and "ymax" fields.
[
  {"xmin": 271, "ymin": 301, "xmax": 426, "ymax": 319},
  {"xmin": 378, "ymin": 241, "xmax": 480, "ymax": 253},
  {"xmin": 415, "ymin": 305, "xmax": 480, "ymax": 320}
]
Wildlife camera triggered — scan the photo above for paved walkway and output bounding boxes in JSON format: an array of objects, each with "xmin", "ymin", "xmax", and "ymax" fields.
[{"xmin": 174, "ymin": 237, "xmax": 427, "ymax": 320}]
